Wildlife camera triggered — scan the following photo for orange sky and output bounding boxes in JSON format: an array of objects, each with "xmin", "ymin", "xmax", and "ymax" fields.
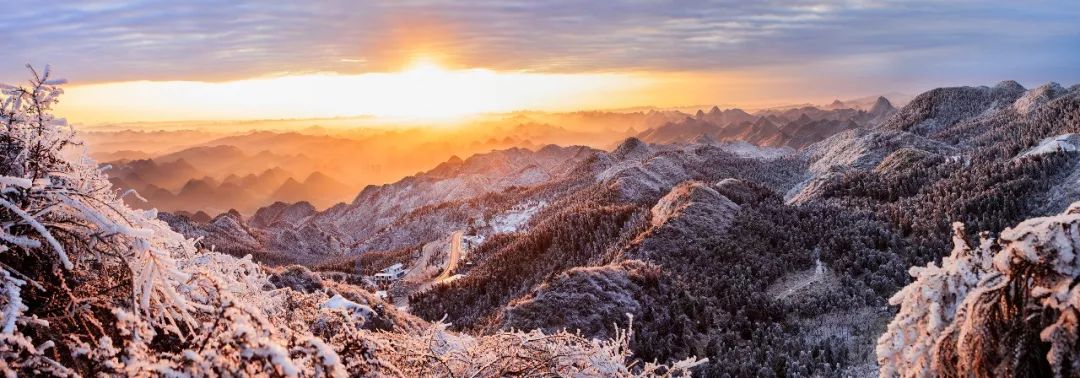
[
  {"xmin": 58, "ymin": 60, "xmax": 650, "ymax": 123},
  {"xmin": 11, "ymin": 2, "xmax": 1072, "ymax": 125},
  {"xmin": 55, "ymin": 61, "xmax": 837, "ymax": 125}
]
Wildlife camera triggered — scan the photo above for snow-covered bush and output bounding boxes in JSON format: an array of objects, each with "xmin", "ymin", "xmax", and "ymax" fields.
[
  {"xmin": 875, "ymin": 223, "xmax": 992, "ymax": 377},
  {"xmin": 879, "ymin": 203, "xmax": 1080, "ymax": 377},
  {"xmin": 0, "ymin": 67, "xmax": 703, "ymax": 376}
]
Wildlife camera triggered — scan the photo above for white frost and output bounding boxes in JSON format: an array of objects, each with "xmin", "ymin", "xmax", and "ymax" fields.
[
  {"xmin": 1017, "ymin": 133, "xmax": 1080, "ymax": 159},
  {"xmin": 491, "ymin": 201, "xmax": 546, "ymax": 233}
]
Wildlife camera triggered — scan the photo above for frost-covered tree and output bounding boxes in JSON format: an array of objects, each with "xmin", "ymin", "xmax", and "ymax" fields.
[
  {"xmin": 875, "ymin": 223, "xmax": 993, "ymax": 377},
  {"xmin": 879, "ymin": 202, "xmax": 1080, "ymax": 377},
  {"xmin": 0, "ymin": 66, "xmax": 704, "ymax": 376}
]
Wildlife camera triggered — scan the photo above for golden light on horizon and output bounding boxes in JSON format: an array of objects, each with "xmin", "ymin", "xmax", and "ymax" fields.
[{"xmin": 55, "ymin": 57, "xmax": 668, "ymax": 125}]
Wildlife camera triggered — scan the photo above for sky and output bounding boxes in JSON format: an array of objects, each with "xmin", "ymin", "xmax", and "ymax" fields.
[{"xmin": 1, "ymin": 0, "xmax": 1078, "ymax": 124}]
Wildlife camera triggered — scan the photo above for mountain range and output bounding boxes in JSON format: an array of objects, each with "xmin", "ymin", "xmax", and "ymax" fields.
[
  {"xmin": 95, "ymin": 97, "xmax": 909, "ymax": 216},
  {"xmin": 153, "ymin": 80, "xmax": 1080, "ymax": 375},
  {"xmin": 635, "ymin": 97, "xmax": 896, "ymax": 148},
  {"xmin": 108, "ymin": 154, "xmax": 353, "ymax": 214}
]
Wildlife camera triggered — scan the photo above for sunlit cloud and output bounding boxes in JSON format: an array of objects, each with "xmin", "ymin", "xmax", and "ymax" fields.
[
  {"xmin": 3, "ymin": 0, "xmax": 1078, "ymax": 123},
  {"xmin": 2, "ymin": 1, "xmax": 1077, "ymax": 83},
  {"xmin": 57, "ymin": 62, "xmax": 655, "ymax": 123}
]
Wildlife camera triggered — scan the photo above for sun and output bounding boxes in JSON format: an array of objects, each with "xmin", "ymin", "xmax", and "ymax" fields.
[
  {"xmin": 401, "ymin": 58, "xmax": 447, "ymax": 77},
  {"xmin": 58, "ymin": 57, "xmax": 651, "ymax": 124},
  {"xmin": 376, "ymin": 58, "xmax": 501, "ymax": 119}
]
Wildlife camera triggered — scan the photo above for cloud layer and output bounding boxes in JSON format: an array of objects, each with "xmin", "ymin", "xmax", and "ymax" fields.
[{"xmin": 1, "ymin": 1, "xmax": 1078, "ymax": 92}]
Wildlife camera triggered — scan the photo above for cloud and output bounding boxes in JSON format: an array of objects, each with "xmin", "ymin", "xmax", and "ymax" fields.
[{"xmin": 0, "ymin": 0, "xmax": 1077, "ymax": 89}]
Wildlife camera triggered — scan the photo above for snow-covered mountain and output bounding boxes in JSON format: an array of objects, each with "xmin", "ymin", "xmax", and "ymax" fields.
[
  {"xmin": 634, "ymin": 100, "xmax": 894, "ymax": 149},
  {"xmin": 159, "ymin": 80, "xmax": 1080, "ymax": 376},
  {"xmin": 789, "ymin": 81, "xmax": 1080, "ymax": 205}
]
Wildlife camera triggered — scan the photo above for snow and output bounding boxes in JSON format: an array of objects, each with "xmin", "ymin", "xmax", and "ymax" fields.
[
  {"xmin": 463, "ymin": 234, "xmax": 486, "ymax": 249},
  {"xmin": 0, "ymin": 197, "xmax": 72, "ymax": 269},
  {"xmin": 876, "ymin": 223, "xmax": 989, "ymax": 377},
  {"xmin": 884, "ymin": 81, "xmax": 1026, "ymax": 134},
  {"xmin": 0, "ymin": 67, "xmax": 708, "ymax": 378},
  {"xmin": 321, "ymin": 294, "xmax": 374, "ymax": 324},
  {"xmin": 251, "ymin": 344, "xmax": 299, "ymax": 377},
  {"xmin": 491, "ymin": 201, "xmax": 546, "ymax": 233},
  {"xmin": 0, "ymin": 270, "xmax": 27, "ymax": 334},
  {"xmin": 321, "ymin": 146, "xmax": 590, "ymax": 252},
  {"xmin": 770, "ymin": 259, "xmax": 829, "ymax": 301},
  {"xmin": 717, "ymin": 141, "xmax": 793, "ymax": 160},
  {"xmin": 301, "ymin": 336, "xmax": 344, "ymax": 376},
  {"xmin": 1013, "ymin": 82, "xmax": 1068, "ymax": 115},
  {"xmin": 1018, "ymin": 133, "xmax": 1080, "ymax": 159},
  {"xmin": 0, "ymin": 176, "xmax": 32, "ymax": 189},
  {"xmin": 502, "ymin": 261, "xmax": 646, "ymax": 340},
  {"xmin": 652, "ymin": 182, "xmax": 718, "ymax": 226},
  {"xmin": 879, "ymin": 203, "xmax": 1080, "ymax": 377}
]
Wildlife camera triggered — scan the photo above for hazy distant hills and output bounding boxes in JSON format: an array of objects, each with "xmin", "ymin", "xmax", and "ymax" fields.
[
  {"xmin": 91, "ymin": 97, "xmax": 915, "ymax": 216},
  {"xmin": 106, "ymin": 147, "xmax": 355, "ymax": 214},
  {"xmin": 158, "ymin": 144, "xmax": 601, "ymax": 264},
  {"xmin": 635, "ymin": 97, "xmax": 896, "ymax": 149},
  {"xmin": 107, "ymin": 94, "xmax": 910, "ymax": 218},
  {"xmin": 153, "ymin": 80, "xmax": 1080, "ymax": 375},
  {"xmin": 95, "ymin": 93, "xmax": 911, "ymax": 218},
  {"xmin": 269, "ymin": 172, "xmax": 352, "ymax": 204}
]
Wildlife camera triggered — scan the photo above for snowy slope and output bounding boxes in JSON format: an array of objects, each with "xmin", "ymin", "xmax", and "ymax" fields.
[{"xmin": 1018, "ymin": 133, "xmax": 1080, "ymax": 158}]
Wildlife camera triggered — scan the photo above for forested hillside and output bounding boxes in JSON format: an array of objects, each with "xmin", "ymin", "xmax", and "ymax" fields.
[
  {"xmin": 0, "ymin": 68, "xmax": 702, "ymax": 377},
  {"xmin": 11, "ymin": 67, "xmax": 1079, "ymax": 376},
  {"xmin": 145, "ymin": 79, "xmax": 1080, "ymax": 376},
  {"xmin": 405, "ymin": 81, "xmax": 1080, "ymax": 376}
]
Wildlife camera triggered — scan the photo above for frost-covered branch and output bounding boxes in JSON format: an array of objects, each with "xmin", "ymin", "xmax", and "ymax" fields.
[
  {"xmin": 879, "ymin": 203, "xmax": 1080, "ymax": 377},
  {"xmin": 0, "ymin": 66, "xmax": 705, "ymax": 377}
]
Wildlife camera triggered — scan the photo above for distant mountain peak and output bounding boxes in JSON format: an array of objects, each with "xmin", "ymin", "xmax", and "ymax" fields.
[
  {"xmin": 726, "ymin": 108, "xmax": 750, "ymax": 116},
  {"xmin": 1036, "ymin": 81, "xmax": 1066, "ymax": 92},
  {"xmin": 279, "ymin": 177, "xmax": 301, "ymax": 187},
  {"xmin": 612, "ymin": 137, "xmax": 652, "ymax": 160},
  {"xmin": 1014, "ymin": 81, "xmax": 1069, "ymax": 114},
  {"xmin": 995, "ymin": 80, "xmax": 1025, "ymax": 93},
  {"xmin": 303, "ymin": 171, "xmax": 333, "ymax": 184},
  {"xmin": 753, "ymin": 117, "xmax": 777, "ymax": 128},
  {"xmin": 695, "ymin": 109, "xmax": 706, "ymax": 118},
  {"xmin": 260, "ymin": 167, "xmax": 290, "ymax": 178},
  {"xmin": 870, "ymin": 96, "xmax": 895, "ymax": 115}
]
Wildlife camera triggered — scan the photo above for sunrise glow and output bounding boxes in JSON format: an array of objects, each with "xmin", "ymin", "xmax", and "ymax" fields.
[
  {"xmin": 3, "ymin": 2, "xmax": 1079, "ymax": 376},
  {"xmin": 57, "ymin": 58, "xmax": 657, "ymax": 124}
]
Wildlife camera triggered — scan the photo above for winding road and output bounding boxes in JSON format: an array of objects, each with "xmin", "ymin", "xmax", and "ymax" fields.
[{"xmin": 435, "ymin": 231, "xmax": 463, "ymax": 282}]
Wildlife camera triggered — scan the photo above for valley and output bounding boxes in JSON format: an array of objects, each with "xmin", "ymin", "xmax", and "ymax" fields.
[
  {"xmin": 4, "ymin": 2, "xmax": 1077, "ymax": 376},
  {"xmin": 144, "ymin": 80, "xmax": 1080, "ymax": 375}
]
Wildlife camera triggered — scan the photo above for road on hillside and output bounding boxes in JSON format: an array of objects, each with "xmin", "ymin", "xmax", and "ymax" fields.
[
  {"xmin": 775, "ymin": 259, "xmax": 825, "ymax": 300},
  {"xmin": 435, "ymin": 230, "xmax": 463, "ymax": 282}
]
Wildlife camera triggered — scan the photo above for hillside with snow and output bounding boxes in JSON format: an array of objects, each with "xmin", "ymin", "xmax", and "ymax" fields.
[
  {"xmin": 0, "ymin": 68, "xmax": 708, "ymax": 377},
  {"xmin": 6, "ymin": 67, "xmax": 1080, "ymax": 377},
  {"xmin": 139, "ymin": 79, "xmax": 1080, "ymax": 376}
]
